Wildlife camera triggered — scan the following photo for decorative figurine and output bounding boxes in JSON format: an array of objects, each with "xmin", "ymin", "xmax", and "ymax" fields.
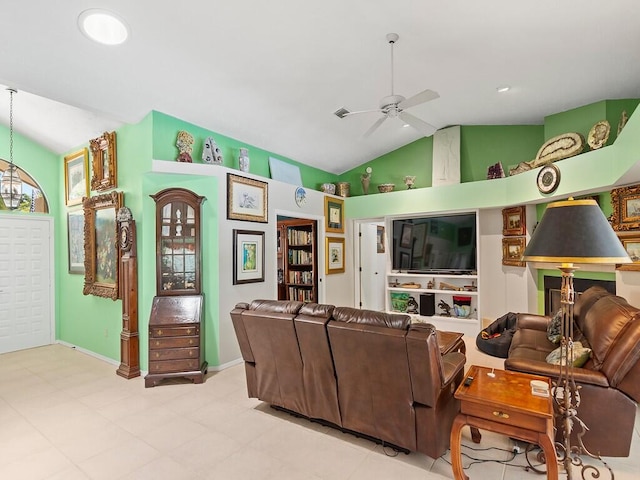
[
  {"xmin": 438, "ymin": 299, "xmax": 452, "ymax": 317},
  {"xmin": 406, "ymin": 296, "xmax": 419, "ymax": 314},
  {"xmin": 202, "ymin": 136, "xmax": 223, "ymax": 165},
  {"xmin": 361, "ymin": 166, "xmax": 372, "ymax": 195},
  {"xmin": 239, "ymin": 147, "xmax": 250, "ymax": 172},
  {"xmin": 176, "ymin": 130, "xmax": 194, "ymax": 163},
  {"xmin": 404, "ymin": 175, "xmax": 416, "ymax": 189}
]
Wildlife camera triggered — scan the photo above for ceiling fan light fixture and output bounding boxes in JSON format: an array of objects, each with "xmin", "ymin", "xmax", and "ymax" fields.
[{"xmin": 78, "ymin": 9, "xmax": 129, "ymax": 45}]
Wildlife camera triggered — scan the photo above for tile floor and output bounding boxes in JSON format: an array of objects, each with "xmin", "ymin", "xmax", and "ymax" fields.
[{"xmin": 0, "ymin": 339, "xmax": 638, "ymax": 479}]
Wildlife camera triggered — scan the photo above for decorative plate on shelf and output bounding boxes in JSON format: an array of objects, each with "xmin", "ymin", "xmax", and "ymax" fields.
[
  {"xmin": 295, "ymin": 187, "xmax": 306, "ymax": 207},
  {"xmin": 536, "ymin": 163, "xmax": 561, "ymax": 194},
  {"xmin": 587, "ymin": 120, "xmax": 610, "ymax": 150}
]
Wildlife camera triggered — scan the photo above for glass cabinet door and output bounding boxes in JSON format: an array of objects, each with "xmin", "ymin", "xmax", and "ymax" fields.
[{"xmin": 151, "ymin": 188, "xmax": 205, "ymax": 295}]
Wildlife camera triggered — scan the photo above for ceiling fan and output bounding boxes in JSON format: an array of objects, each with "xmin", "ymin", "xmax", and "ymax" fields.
[{"xmin": 335, "ymin": 33, "xmax": 439, "ymax": 138}]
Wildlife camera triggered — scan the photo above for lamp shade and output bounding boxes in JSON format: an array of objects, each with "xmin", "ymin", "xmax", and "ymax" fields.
[{"xmin": 523, "ymin": 198, "xmax": 631, "ymax": 264}]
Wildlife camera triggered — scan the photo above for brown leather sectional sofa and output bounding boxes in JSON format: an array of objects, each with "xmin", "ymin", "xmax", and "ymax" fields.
[
  {"xmin": 505, "ymin": 286, "xmax": 640, "ymax": 457},
  {"xmin": 231, "ymin": 300, "xmax": 466, "ymax": 459}
]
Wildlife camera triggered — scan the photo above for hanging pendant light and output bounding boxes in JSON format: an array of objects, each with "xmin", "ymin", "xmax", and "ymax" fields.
[{"xmin": 1, "ymin": 88, "xmax": 22, "ymax": 210}]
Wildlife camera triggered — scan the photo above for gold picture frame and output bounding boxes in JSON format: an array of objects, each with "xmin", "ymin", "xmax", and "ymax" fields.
[
  {"xmin": 326, "ymin": 236, "xmax": 345, "ymax": 274},
  {"xmin": 83, "ymin": 191, "xmax": 123, "ymax": 299},
  {"xmin": 64, "ymin": 148, "xmax": 89, "ymax": 206},
  {"xmin": 610, "ymin": 184, "xmax": 640, "ymax": 231},
  {"xmin": 616, "ymin": 233, "xmax": 640, "ymax": 271},
  {"xmin": 502, "ymin": 237, "xmax": 526, "ymax": 267},
  {"xmin": 227, "ymin": 173, "xmax": 268, "ymax": 223},
  {"xmin": 325, "ymin": 196, "xmax": 344, "ymax": 233},
  {"xmin": 90, "ymin": 131, "xmax": 118, "ymax": 192},
  {"xmin": 502, "ymin": 206, "xmax": 526, "ymax": 236}
]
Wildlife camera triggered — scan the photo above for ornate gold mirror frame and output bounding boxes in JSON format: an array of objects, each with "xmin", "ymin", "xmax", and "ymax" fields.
[
  {"xmin": 90, "ymin": 131, "xmax": 118, "ymax": 192},
  {"xmin": 83, "ymin": 191, "xmax": 124, "ymax": 300}
]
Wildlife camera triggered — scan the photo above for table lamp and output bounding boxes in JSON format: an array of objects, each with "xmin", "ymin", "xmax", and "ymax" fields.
[{"xmin": 522, "ymin": 197, "xmax": 631, "ymax": 479}]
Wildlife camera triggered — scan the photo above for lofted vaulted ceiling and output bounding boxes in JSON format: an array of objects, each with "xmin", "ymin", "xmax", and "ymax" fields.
[{"xmin": 0, "ymin": 1, "xmax": 639, "ymax": 174}]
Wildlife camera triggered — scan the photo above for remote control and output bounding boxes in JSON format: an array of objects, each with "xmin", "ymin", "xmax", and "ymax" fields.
[{"xmin": 464, "ymin": 376, "xmax": 474, "ymax": 386}]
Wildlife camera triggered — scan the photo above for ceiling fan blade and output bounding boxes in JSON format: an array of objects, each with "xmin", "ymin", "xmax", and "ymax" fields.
[
  {"xmin": 363, "ymin": 116, "xmax": 387, "ymax": 138},
  {"xmin": 398, "ymin": 111, "xmax": 437, "ymax": 137},
  {"xmin": 343, "ymin": 108, "xmax": 383, "ymax": 117},
  {"xmin": 398, "ymin": 89, "xmax": 439, "ymax": 109}
]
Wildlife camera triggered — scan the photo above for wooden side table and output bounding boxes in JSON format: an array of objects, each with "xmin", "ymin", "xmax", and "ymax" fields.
[{"xmin": 450, "ymin": 365, "xmax": 557, "ymax": 480}]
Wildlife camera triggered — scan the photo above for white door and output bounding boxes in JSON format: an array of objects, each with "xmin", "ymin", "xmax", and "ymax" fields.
[
  {"xmin": 0, "ymin": 215, "xmax": 53, "ymax": 354},
  {"xmin": 359, "ymin": 222, "xmax": 386, "ymax": 311}
]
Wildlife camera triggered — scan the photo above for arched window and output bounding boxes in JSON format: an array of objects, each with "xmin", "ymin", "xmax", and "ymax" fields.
[{"xmin": 0, "ymin": 159, "xmax": 49, "ymax": 213}]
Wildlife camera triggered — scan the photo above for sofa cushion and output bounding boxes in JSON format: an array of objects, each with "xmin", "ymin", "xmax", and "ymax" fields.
[
  {"xmin": 546, "ymin": 310, "xmax": 562, "ymax": 344},
  {"xmin": 546, "ymin": 341, "xmax": 591, "ymax": 367},
  {"xmin": 332, "ymin": 307, "xmax": 411, "ymax": 330}
]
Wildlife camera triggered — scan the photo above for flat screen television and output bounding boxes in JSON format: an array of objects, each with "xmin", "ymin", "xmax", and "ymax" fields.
[{"xmin": 391, "ymin": 213, "xmax": 477, "ymax": 274}]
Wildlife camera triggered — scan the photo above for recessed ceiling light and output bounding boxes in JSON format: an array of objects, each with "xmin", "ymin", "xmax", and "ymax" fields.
[
  {"xmin": 496, "ymin": 86, "xmax": 511, "ymax": 93},
  {"xmin": 78, "ymin": 9, "xmax": 129, "ymax": 45},
  {"xmin": 402, "ymin": 124, "xmax": 410, "ymax": 128}
]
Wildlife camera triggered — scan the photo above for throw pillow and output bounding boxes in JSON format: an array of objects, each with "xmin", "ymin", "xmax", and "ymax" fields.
[
  {"xmin": 545, "ymin": 341, "xmax": 591, "ymax": 367},
  {"xmin": 546, "ymin": 310, "xmax": 562, "ymax": 344}
]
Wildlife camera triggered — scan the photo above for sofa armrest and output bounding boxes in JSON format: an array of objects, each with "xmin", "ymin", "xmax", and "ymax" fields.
[
  {"xmin": 516, "ymin": 313, "xmax": 550, "ymax": 332},
  {"xmin": 505, "ymin": 358, "xmax": 610, "ymax": 388},
  {"xmin": 441, "ymin": 352, "xmax": 466, "ymax": 386}
]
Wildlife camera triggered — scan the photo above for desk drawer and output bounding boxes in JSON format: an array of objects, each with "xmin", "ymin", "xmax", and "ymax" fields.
[
  {"xmin": 150, "ymin": 325, "xmax": 199, "ymax": 337},
  {"xmin": 462, "ymin": 402, "xmax": 547, "ymax": 433},
  {"xmin": 150, "ymin": 336, "xmax": 199, "ymax": 349},
  {"xmin": 150, "ymin": 347, "xmax": 199, "ymax": 361},
  {"xmin": 148, "ymin": 358, "xmax": 200, "ymax": 374}
]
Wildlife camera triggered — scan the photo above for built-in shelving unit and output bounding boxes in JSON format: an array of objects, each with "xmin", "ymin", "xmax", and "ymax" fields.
[
  {"xmin": 386, "ymin": 272, "xmax": 479, "ymax": 324},
  {"xmin": 278, "ymin": 218, "xmax": 317, "ymax": 303}
]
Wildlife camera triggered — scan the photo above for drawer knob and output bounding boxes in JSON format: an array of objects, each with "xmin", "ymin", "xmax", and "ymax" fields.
[
  {"xmin": 155, "ymin": 341, "xmax": 160, "ymax": 346},
  {"xmin": 187, "ymin": 329, "xmax": 192, "ymax": 335},
  {"xmin": 189, "ymin": 339, "xmax": 194, "ymax": 345},
  {"xmin": 493, "ymin": 411, "xmax": 510, "ymax": 419},
  {"xmin": 155, "ymin": 352, "xmax": 160, "ymax": 358},
  {"xmin": 157, "ymin": 329, "xmax": 163, "ymax": 336}
]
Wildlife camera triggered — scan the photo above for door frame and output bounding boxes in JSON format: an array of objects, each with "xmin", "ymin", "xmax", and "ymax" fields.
[
  {"xmin": 274, "ymin": 209, "xmax": 325, "ymax": 303},
  {"xmin": 0, "ymin": 214, "xmax": 55, "ymax": 350},
  {"xmin": 353, "ymin": 217, "xmax": 387, "ymax": 310}
]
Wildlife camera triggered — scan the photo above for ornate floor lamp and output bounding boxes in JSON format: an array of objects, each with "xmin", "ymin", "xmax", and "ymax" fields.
[{"xmin": 522, "ymin": 198, "xmax": 631, "ymax": 479}]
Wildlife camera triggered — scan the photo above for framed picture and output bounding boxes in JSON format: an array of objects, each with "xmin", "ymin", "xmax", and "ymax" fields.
[
  {"xmin": 233, "ymin": 229, "xmax": 265, "ymax": 284},
  {"xmin": 502, "ymin": 206, "xmax": 526, "ymax": 236},
  {"xmin": 227, "ymin": 173, "xmax": 268, "ymax": 223},
  {"xmin": 616, "ymin": 234, "xmax": 640, "ymax": 271},
  {"xmin": 325, "ymin": 196, "xmax": 344, "ymax": 233},
  {"xmin": 64, "ymin": 148, "xmax": 89, "ymax": 206},
  {"xmin": 400, "ymin": 223, "xmax": 413, "ymax": 248},
  {"xmin": 89, "ymin": 131, "xmax": 118, "ymax": 192},
  {"xmin": 326, "ymin": 236, "xmax": 345, "ymax": 274},
  {"xmin": 502, "ymin": 237, "xmax": 526, "ymax": 267},
  {"xmin": 376, "ymin": 225, "xmax": 385, "ymax": 253},
  {"xmin": 610, "ymin": 184, "xmax": 640, "ymax": 231},
  {"xmin": 67, "ymin": 209, "xmax": 85, "ymax": 274},
  {"xmin": 83, "ymin": 191, "xmax": 123, "ymax": 299}
]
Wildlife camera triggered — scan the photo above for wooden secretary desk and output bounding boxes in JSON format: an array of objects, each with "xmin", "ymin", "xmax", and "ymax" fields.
[{"xmin": 144, "ymin": 188, "xmax": 208, "ymax": 388}]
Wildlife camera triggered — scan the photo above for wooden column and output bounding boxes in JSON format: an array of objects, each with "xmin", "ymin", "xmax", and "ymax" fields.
[{"xmin": 116, "ymin": 207, "xmax": 140, "ymax": 379}]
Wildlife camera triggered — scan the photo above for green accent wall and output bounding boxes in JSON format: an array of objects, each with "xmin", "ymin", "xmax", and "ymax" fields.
[
  {"xmin": 544, "ymin": 99, "xmax": 638, "ymax": 146},
  {"xmin": 18, "ymin": 95, "xmax": 640, "ymax": 366},
  {"xmin": 338, "ymin": 125, "xmax": 543, "ymax": 195},
  {"xmin": 151, "ymin": 111, "xmax": 338, "ymax": 190}
]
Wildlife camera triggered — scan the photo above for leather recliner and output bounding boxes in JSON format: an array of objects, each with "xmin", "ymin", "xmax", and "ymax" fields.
[{"xmin": 505, "ymin": 286, "xmax": 640, "ymax": 457}]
